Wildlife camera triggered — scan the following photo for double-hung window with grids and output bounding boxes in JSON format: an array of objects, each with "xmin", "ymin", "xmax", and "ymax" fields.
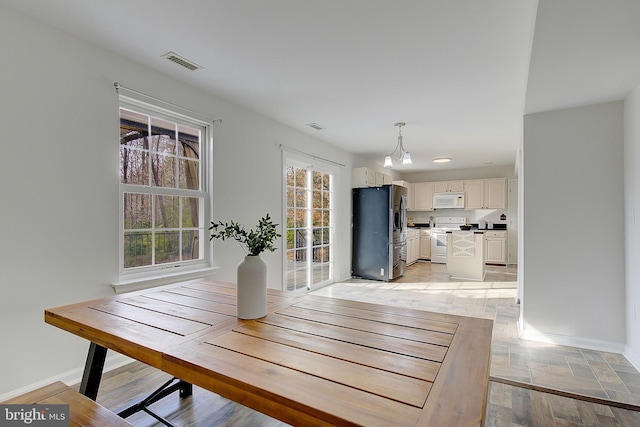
[{"xmin": 118, "ymin": 98, "xmax": 211, "ymax": 280}]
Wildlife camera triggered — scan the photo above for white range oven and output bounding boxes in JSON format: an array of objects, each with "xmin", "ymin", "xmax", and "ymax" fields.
[{"xmin": 430, "ymin": 217, "xmax": 467, "ymax": 264}]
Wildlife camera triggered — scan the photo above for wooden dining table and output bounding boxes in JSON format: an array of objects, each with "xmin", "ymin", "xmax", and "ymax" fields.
[{"xmin": 45, "ymin": 279, "xmax": 493, "ymax": 426}]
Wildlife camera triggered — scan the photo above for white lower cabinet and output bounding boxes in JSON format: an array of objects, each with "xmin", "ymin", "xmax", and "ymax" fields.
[
  {"xmin": 419, "ymin": 230, "xmax": 431, "ymax": 259},
  {"xmin": 484, "ymin": 231, "xmax": 507, "ymax": 265},
  {"xmin": 407, "ymin": 229, "xmax": 420, "ymax": 265}
]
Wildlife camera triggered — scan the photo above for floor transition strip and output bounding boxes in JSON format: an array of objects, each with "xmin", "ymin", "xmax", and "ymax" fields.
[{"xmin": 489, "ymin": 376, "xmax": 640, "ymax": 412}]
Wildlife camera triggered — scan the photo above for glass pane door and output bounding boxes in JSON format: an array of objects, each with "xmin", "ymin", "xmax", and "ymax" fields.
[{"xmin": 285, "ymin": 163, "xmax": 333, "ymax": 291}]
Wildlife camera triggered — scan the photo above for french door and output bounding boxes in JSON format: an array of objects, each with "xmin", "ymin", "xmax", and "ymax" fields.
[{"xmin": 284, "ymin": 160, "xmax": 334, "ymax": 291}]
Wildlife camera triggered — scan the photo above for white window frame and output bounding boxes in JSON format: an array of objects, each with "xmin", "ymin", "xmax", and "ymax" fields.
[{"xmin": 114, "ymin": 95, "xmax": 214, "ymax": 293}]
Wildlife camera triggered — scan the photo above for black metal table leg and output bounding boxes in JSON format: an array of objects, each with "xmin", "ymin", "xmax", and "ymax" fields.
[
  {"xmin": 78, "ymin": 341, "xmax": 193, "ymax": 424},
  {"xmin": 78, "ymin": 342, "xmax": 108, "ymax": 401},
  {"xmin": 179, "ymin": 380, "xmax": 192, "ymax": 397},
  {"xmin": 116, "ymin": 377, "xmax": 193, "ymax": 426}
]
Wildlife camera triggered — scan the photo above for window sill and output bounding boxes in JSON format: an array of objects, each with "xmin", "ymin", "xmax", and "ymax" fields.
[{"xmin": 112, "ymin": 267, "xmax": 220, "ymax": 294}]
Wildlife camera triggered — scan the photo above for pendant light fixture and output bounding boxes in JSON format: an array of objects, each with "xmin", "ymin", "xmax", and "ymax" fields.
[{"xmin": 383, "ymin": 122, "xmax": 412, "ymax": 168}]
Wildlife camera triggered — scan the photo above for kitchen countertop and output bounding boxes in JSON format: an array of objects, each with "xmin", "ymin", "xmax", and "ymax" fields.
[{"xmin": 408, "ymin": 224, "xmax": 507, "ymax": 230}]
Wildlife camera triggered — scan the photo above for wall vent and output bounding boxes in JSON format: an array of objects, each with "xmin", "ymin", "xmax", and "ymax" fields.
[
  {"xmin": 161, "ymin": 52, "xmax": 203, "ymax": 71},
  {"xmin": 307, "ymin": 123, "xmax": 324, "ymax": 130}
]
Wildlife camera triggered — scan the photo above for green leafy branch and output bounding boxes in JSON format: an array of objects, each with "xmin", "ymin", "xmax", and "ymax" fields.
[{"xmin": 209, "ymin": 213, "xmax": 281, "ymax": 256}]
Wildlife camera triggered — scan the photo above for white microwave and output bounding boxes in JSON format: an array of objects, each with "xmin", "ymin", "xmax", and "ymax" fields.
[{"xmin": 433, "ymin": 192, "xmax": 465, "ymax": 209}]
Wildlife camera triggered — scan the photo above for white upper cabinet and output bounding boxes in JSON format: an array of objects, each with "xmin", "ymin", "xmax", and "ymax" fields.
[
  {"xmin": 448, "ymin": 181, "xmax": 464, "ymax": 192},
  {"xmin": 406, "ymin": 182, "xmax": 415, "ymax": 210},
  {"xmin": 401, "ymin": 177, "xmax": 508, "ymax": 211},
  {"xmin": 463, "ymin": 178, "xmax": 507, "ymax": 209},
  {"xmin": 352, "ymin": 167, "xmax": 391, "ymax": 188},
  {"xmin": 432, "ymin": 181, "xmax": 447, "ymax": 193},
  {"xmin": 413, "ymin": 182, "xmax": 434, "ymax": 211},
  {"xmin": 433, "ymin": 180, "xmax": 463, "ymax": 193},
  {"xmin": 464, "ymin": 180, "xmax": 484, "ymax": 209},
  {"xmin": 392, "ymin": 180, "xmax": 414, "ymax": 210},
  {"xmin": 484, "ymin": 178, "xmax": 507, "ymax": 209},
  {"xmin": 352, "ymin": 167, "xmax": 375, "ymax": 188}
]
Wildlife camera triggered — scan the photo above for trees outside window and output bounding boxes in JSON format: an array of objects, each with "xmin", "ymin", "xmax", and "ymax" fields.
[
  {"xmin": 119, "ymin": 102, "xmax": 210, "ymax": 276},
  {"xmin": 285, "ymin": 161, "xmax": 334, "ymax": 291}
]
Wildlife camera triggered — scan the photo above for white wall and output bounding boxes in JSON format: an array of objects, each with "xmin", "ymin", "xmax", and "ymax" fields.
[
  {"xmin": 624, "ymin": 85, "xmax": 640, "ymax": 366},
  {"xmin": 522, "ymin": 101, "xmax": 626, "ymax": 350},
  {"xmin": 210, "ymin": 98, "xmax": 354, "ymax": 288},
  {"xmin": 0, "ymin": 6, "xmax": 356, "ymax": 396}
]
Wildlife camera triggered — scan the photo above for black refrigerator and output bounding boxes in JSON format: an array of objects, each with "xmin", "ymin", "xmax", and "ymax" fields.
[{"xmin": 352, "ymin": 184, "xmax": 407, "ymax": 281}]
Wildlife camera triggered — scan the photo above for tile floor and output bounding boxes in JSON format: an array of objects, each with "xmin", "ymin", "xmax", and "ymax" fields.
[
  {"xmin": 91, "ymin": 261, "xmax": 640, "ymax": 426},
  {"xmin": 312, "ymin": 261, "xmax": 640, "ymax": 407},
  {"xmin": 487, "ymin": 381, "xmax": 640, "ymax": 426}
]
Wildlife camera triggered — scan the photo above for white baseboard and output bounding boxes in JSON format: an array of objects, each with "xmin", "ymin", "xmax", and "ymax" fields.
[
  {"xmin": 335, "ymin": 274, "xmax": 354, "ymax": 283},
  {"xmin": 518, "ymin": 322, "xmax": 626, "ymax": 354},
  {"xmin": 624, "ymin": 346, "xmax": 640, "ymax": 372},
  {"xmin": 0, "ymin": 351, "xmax": 134, "ymax": 402}
]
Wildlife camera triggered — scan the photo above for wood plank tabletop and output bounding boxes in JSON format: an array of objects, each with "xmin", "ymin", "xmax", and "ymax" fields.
[
  {"xmin": 45, "ymin": 280, "xmax": 297, "ymax": 368},
  {"xmin": 45, "ymin": 279, "xmax": 493, "ymax": 426}
]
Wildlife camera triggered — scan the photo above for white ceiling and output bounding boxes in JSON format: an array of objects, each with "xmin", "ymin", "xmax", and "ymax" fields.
[
  {"xmin": 3, "ymin": 0, "xmax": 640, "ymax": 172},
  {"xmin": 525, "ymin": 0, "xmax": 640, "ymax": 115}
]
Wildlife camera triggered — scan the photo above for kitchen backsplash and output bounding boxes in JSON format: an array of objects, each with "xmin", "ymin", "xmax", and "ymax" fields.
[{"xmin": 408, "ymin": 209, "xmax": 509, "ymax": 226}]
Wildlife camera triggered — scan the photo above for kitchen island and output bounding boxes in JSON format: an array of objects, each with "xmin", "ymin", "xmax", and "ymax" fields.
[{"xmin": 446, "ymin": 230, "xmax": 486, "ymax": 281}]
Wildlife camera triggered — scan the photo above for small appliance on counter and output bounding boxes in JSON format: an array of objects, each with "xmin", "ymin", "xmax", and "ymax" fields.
[
  {"xmin": 487, "ymin": 222, "xmax": 494, "ymax": 229},
  {"xmin": 477, "ymin": 220, "xmax": 486, "ymax": 229}
]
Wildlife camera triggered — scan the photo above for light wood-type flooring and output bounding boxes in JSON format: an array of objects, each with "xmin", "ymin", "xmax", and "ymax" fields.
[{"xmin": 87, "ymin": 262, "xmax": 640, "ymax": 426}]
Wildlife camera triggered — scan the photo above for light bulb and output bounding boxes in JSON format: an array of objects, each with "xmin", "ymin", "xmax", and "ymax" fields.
[{"xmin": 402, "ymin": 152, "xmax": 412, "ymax": 165}]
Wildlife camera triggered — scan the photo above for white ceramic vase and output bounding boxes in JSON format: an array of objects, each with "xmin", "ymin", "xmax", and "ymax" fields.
[{"xmin": 236, "ymin": 255, "xmax": 267, "ymax": 319}]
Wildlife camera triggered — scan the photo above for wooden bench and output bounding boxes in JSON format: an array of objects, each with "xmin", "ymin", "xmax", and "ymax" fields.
[{"xmin": 1, "ymin": 381, "xmax": 133, "ymax": 427}]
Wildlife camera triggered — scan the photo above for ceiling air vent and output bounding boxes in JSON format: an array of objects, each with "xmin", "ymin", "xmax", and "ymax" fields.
[
  {"xmin": 161, "ymin": 52, "xmax": 203, "ymax": 71},
  {"xmin": 307, "ymin": 123, "xmax": 324, "ymax": 130}
]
